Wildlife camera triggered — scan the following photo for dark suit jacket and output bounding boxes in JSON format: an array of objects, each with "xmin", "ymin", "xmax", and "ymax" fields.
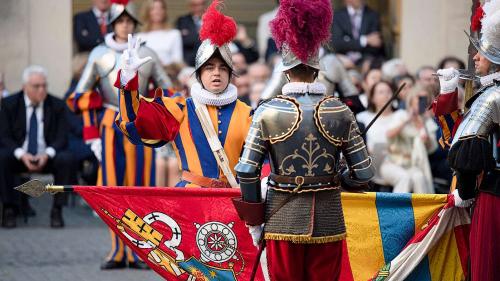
[
  {"xmin": 74, "ymin": 10, "xmax": 110, "ymax": 53},
  {"xmin": 331, "ymin": 6, "xmax": 384, "ymax": 59},
  {"xmin": 176, "ymin": 14, "xmax": 201, "ymax": 67},
  {"xmin": 0, "ymin": 91, "xmax": 68, "ymax": 155}
]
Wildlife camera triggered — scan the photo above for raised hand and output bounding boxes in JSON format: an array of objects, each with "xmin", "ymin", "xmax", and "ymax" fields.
[
  {"xmin": 120, "ymin": 34, "xmax": 153, "ymax": 85},
  {"xmin": 437, "ymin": 68, "xmax": 459, "ymax": 94}
]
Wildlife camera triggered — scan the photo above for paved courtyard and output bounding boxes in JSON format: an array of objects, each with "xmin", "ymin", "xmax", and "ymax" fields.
[{"xmin": 0, "ymin": 193, "xmax": 164, "ymax": 281}]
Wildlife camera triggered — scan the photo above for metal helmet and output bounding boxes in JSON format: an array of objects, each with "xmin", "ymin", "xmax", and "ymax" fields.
[
  {"xmin": 109, "ymin": 1, "xmax": 140, "ymax": 26},
  {"xmin": 194, "ymin": 40, "xmax": 233, "ymax": 73},
  {"xmin": 274, "ymin": 44, "xmax": 320, "ymax": 72},
  {"xmin": 468, "ymin": 1, "xmax": 500, "ymax": 65},
  {"xmin": 194, "ymin": 0, "xmax": 237, "ymax": 73}
]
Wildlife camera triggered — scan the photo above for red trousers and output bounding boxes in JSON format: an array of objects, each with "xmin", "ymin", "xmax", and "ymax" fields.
[
  {"xmin": 470, "ymin": 192, "xmax": 500, "ymax": 281},
  {"xmin": 266, "ymin": 240, "xmax": 343, "ymax": 281}
]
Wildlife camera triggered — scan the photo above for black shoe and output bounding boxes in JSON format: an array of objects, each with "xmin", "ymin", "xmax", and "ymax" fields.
[
  {"xmin": 2, "ymin": 208, "xmax": 16, "ymax": 228},
  {"xmin": 100, "ymin": 260, "xmax": 127, "ymax": 270},
  {"xmin": 50, "ymin": 207, "xmax": 64, "ymax": 228},
  {"xmin": 128, "ymin": 260, "xmax": 150, "ymax": 270}
]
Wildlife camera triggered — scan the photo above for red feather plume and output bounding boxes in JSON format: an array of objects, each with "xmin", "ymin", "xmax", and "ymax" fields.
[
  {"xmin": 111, "ymin": 0, "xmax": 129, "ymax": 5},
  {"xmin": 199, "ymin": 0, "xmax": 237, "ymax": 47},
  {"xmin": 471, "ymin": 5, "xmax": 484, "ymax": 32},
  {"xmin": 270, "ymin": 0, "xmax": 333, "ymax": 63}
]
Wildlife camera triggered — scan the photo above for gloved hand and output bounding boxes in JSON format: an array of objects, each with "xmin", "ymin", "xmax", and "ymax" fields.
[
  {"xmin": 248, "ymin": 224, "xmax": 263, "ymax": 247},
  {"xmin": 452, "ymin": 189, "xmax": 474, "ymax": 208},
  {"xmin": 87, "ymin": 138, "xmax": 102, "ymax": 163},
  {"xmin": 437, "ymin": 68, "xmax": 459, "ymax": 94},
  {"xmin": 120, "ymin": 34, "xmax": 152, "ymax": 85}
]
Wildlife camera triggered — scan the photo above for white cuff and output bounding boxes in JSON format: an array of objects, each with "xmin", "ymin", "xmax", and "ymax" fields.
[
  {"xmin": 120, "ymin": 70, "xmax": 136, "ymax": 86},
  {"xmin": 45, "ymin": 147, "xmax": 56, "ymax": 158},
  {"xmin": 14, "ymin": 148, "xmax": 26, "ymax": 160},
  {"xmin": 360, "ymin": 35, "xmax": 367, "ymax": 47}
]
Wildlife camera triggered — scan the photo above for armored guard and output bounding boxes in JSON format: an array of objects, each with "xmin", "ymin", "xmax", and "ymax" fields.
[
  {"xmin": 433, "ymin": 1, "xmax": 500, "ymax": 280},
  {"xmin": 232, "ymin": 1, "xmax": 374, "ymax": 280},
  {"xmin": 67, "ymin": 0, "xmax": 170, "ymax": 270}
]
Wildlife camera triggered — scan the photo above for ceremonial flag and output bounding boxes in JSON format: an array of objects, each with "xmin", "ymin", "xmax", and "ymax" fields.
[
  {"xmin": 75, "ymin": 187, "xmax": 469, "ymax": 281},
  {"xmin": 341, "ymin": 193, "xmax": 470, "ymax": 281},
  {"xmin": 77, "ymin": 187, "xmax": 265, "ymax": 281}
]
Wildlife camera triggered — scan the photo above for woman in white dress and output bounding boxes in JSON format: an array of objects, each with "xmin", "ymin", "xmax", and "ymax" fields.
[
  {"xmin": 138, "ymin": 0, "xmax": 183, "ymax": 66},
  {"xmin": 379, "ymin": 83, "xmax": 438, "ymax": 193},
  {"xmin": 356, "ymin": 81, "xmax": 400, "ymax": 186}
]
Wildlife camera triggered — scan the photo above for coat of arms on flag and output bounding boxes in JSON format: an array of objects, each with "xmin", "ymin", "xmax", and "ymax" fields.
[{"xmin": 77, "ymin": 187, "xmax": 265, "ymax": 281}]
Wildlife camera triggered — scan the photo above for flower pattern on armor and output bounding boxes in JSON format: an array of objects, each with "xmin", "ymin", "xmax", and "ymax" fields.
[{"xmin": 279, "ymin": 133, "xmax": 335, "ymax": 176}]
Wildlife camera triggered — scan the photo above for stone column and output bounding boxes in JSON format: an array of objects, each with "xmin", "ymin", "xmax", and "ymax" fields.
[
  {"xmin": 0, "ymin": 0, "xmax": 72, "ymax": 98},
  {"xmin": 400, "ymin": 0, "xmax": 471, "ymax": 73}
]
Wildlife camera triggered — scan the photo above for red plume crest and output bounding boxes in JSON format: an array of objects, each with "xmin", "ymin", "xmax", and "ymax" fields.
[
  {"xmin": 111, "ymin": 0, "xmax": 129, "ymax": 5},
  {"xmin": 471, "ymin": 5, "xmax": 484, "ymax": 32},
  {"xmin": 270, "ymin": 0, "xmax": 333, "ymax": 63},
  {"xmin": 199, "ymin": 0, "xmax": 237, "ymax": 47}
]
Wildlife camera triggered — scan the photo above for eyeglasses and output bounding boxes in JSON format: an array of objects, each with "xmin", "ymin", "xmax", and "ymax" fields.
[{"xmin": 29, "ymin": 83, "xmax": 47, "ymax": 89}]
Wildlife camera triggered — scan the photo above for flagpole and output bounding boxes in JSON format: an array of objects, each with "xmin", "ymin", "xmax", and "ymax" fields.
[{"xmin": 15, "ymin": 179, "xmax": 74, "ymax": 197}]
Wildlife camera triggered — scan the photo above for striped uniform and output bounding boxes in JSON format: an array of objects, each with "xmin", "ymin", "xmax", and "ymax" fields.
[
  {"xmin": 67, "ymin": 91, "xmax": 164, "ymax": 264},
  {"xmin": 115, "ymin": 72, "xmax": 253, "ymax": 187}
]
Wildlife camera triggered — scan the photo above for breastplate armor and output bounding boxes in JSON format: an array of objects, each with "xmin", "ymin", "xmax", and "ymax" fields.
[
  {"xmin": 453, "ymin": 84, "xmax": 500, "ymax": 169},
  {"xmin": 75, "ymin": 45, "xmax": 170, "ymax": 107}
]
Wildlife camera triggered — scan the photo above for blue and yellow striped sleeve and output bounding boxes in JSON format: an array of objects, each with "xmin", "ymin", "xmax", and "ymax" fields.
[
  {"xmin": 115, "ymin": 71, "xmax": 186, "ymax": 148},
  {"xmin": 431, "ymin": 90, "xmax": 463, "ymax": 149}
]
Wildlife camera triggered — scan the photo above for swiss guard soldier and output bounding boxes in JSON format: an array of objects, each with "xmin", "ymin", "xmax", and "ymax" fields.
[
  {"xmin": 433, "ymin": 1, "xmax": 500, "ymax": 280},
  {"xmin": 67, "ymin": 0, "xmax": 171, "ymax": 270},
  {"xmin": 232, "ymin": 0, "xmax": 374, "ymax": 280},
  {"xmin": 115, "ymin": 0, "xmax": 252, "ymax": 189}
]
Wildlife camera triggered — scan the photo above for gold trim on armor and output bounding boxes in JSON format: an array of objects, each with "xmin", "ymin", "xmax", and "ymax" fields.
[
  {"xmin": 269, "ymin": 186, "xmax": 340, "ymax": 193},
  {"xmin": 278, "ymin": 133, "xmax": 335, "ymax": 176},
  {"xmin": 260, "ymin": 96, "xmax": 303, "ymax": 144},
  {"xmin": 314, "ymin": 96, "xmax": 344, "ymax": 146},
  {"xmin": 345, "ymin": 144, "xmax": 367, "ymax": 155},
  {"xmin": 264, "ymin": 232, "xmax": 346, "ymax": 244}
]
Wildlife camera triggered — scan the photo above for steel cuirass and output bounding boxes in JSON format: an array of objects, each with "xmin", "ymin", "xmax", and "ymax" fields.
[{"xmin": 75, "ymin": 44, "xmax": 171, "ymax": 108}]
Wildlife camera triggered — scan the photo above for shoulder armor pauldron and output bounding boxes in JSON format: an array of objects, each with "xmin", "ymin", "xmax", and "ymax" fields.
[
  {"xmin": 256, "ymin": 96, "xmax": 302, "ymax": 144},
  {"xmin": 314, "ymin": 96, "xmax": 352, "ymax": 146},
  {"xmin": 94, "ymin": 46, "xmax": 117, "ymax": 78}
]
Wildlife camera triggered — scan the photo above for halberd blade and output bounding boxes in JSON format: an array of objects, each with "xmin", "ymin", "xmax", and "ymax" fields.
[{"xmin": 14, "ymin": 179, "xmax": 47, "ymax": 197}]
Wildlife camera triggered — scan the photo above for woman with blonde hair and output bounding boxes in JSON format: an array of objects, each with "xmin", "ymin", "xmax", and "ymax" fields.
[{"xmin": 138, "ymin": 0, "xmax": 183, "ymax": 66}]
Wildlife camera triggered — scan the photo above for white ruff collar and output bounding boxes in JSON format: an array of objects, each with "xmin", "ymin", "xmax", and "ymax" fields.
[
  {"xmin": 190, "ymin": 83, "xmax": 238, "ymax": 106},
  {"xmin": 282, "ymin": 82, "xmax": 326, "ymax": 95},
  {"xmin": 105, "ymin": 33, "xmax": 129, "ymax": 52},
  {"xmin": 480, "ymin": 71, "xmax": 500, "ymax": 86}
]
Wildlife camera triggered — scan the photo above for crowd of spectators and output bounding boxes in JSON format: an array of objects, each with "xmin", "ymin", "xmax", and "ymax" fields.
[{"xmin": 0, "ymin": 0, "xmax": 465, "ymax": 229}]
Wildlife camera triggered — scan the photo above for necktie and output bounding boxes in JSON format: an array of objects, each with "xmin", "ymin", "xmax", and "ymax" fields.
[
  {"xmin": 351, "ymin": 11, "xmax": 360, "ymax": 39},
  {"xmin": 27, "ymin": 105, "xmax": 38, "ymax": 155},
  {"xmin": 100, "ymin": 14, "xmax": 107, "ymax": 36}
]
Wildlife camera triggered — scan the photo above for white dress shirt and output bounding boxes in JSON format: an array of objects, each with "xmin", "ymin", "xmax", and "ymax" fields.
[
  {"xmin": 13, "ymin": 95, "xmax": 56, "ymax": 159},
  {"xmin": 138, "ymin": 29, "xmax": 184, "ymax": 65},
  {"xmin": 92, "ymin": 7, "xmax": 109, "ymax": 25}
]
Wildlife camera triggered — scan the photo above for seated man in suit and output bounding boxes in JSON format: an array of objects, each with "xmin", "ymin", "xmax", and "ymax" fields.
[
  {"xmin": 0, "ymin": 65, "xmax": 77, "ymax": 228},
  {"xmin": 176, "ymin": 0, "xmax": 206, "ymax": 66},
  {"xmin": 74, "ymin": 0, "xmax": 111, "ymax": 53},
  {"xmin": 331, "ymin": 0, "xmax": 384, "ymax": 65}
]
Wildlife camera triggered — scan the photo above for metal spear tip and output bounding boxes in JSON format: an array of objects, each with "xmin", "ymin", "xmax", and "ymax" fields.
[{"xmin": 14, "ymin": 179, "xmax": 48, "ymax": 197}]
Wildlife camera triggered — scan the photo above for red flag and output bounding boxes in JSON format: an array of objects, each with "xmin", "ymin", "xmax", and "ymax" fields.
[{"xmin": 76, "ymin": 186, "xmax": 264, "ymax": 281}]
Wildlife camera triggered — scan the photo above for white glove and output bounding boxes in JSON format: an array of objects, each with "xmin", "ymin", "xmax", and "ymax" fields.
[
  {"xmin": 260, "ymin": 177, "xmax": 269, "ymax": 201},
  {"xmin": 437, "ymin": 68, "xmax": 459, "ymax": 94},
  {"xmin": 248, "ymin": 224, "xmax": 263, "ymax": 247},
  {"xmin": 119, "ymin": 34, "xmax": 152, "ymax": 85},
  {"xmin": 452, "ymin": 189, "xmax": 474, "ymax": 208},
  {"xmin": 87, "ymin": 138, "xmax": 102, "ymax": 163}
]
